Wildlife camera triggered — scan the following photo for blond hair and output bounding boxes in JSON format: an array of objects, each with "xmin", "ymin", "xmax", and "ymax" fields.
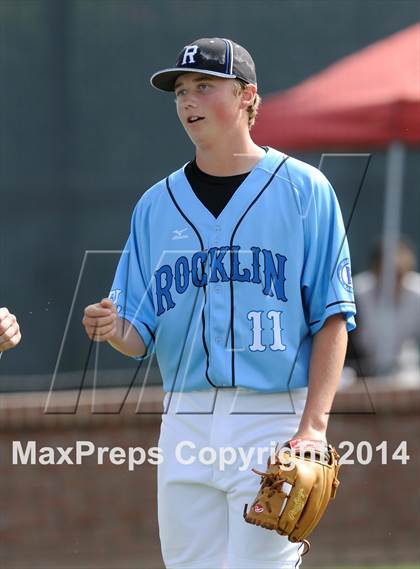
[{"xmin": 233, "ymin": 79, "xmax": 262, "ymax": 130}]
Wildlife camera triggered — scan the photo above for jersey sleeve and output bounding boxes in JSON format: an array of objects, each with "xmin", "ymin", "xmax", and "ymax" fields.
[
  {"xmin": 109, "ymin": 202, "xmax": 156, "ymax": 358},
  {"xmin": 301, "ymin": 173, "xmax": 356, "ymax": 335}
]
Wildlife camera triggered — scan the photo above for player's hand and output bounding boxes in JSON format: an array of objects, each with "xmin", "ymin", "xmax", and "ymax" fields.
[
  {"xmin": 82, "ymin": 298, "xmax": 118, "ymax": 342},
  {"xmin": 0, "ymin": 307, "xmax": 21, "ymax": 352},
  {"xmin": 291, "ymin": 427, "xmax": 327, "ymax": 443}
]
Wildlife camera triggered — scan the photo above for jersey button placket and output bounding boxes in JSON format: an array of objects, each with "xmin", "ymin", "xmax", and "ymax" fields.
[
  {"xmin": 208, "ymin": 222, "xmax": 229, "ymax": 386},
  {"xmin": 211, "ymin": 224, "xmax": 221, "ymax": 247}
]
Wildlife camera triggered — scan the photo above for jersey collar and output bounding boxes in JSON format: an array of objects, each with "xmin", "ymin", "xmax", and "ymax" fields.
[{"xmin": 167, "ymin": 147, "xmax": 287, "ymax": 237}]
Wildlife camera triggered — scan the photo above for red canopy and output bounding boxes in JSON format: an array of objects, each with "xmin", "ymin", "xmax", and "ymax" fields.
[{"xmin": 252, "ymin": 24, "xmax": 420, "ymax": 150}]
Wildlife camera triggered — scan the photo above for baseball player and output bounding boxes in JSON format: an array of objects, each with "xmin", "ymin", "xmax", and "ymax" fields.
[
  {"xmin": 83, "ymin": 38, "xmax": 356, "ymax": 568},
  {"xmin": 0, "ymin": 307, "xmax": 21, "ymax": 353}
]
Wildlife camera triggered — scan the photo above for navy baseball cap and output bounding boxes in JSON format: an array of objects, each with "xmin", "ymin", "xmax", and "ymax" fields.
[{"xmin": 150, "ymin": 37, "xmax": 257, "ymax": 92}]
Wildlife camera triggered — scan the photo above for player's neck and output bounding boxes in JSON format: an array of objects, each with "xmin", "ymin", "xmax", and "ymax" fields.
[{"xmin": 194, "ymin": 131, "xmax": 265, "ymax": 177}]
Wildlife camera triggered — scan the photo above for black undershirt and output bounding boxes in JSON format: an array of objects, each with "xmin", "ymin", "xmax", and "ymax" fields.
[{"xmin": 184, "ymin": 159, "xmax": 251, "ymax": 219}]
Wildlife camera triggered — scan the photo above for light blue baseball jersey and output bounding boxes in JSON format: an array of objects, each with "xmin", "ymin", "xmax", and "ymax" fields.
[{"xmin": 109, "ymin": 147, "xmax": 356, "ymax": 393}]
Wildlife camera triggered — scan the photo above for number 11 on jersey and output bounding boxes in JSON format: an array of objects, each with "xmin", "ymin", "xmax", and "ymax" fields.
[{"xmin": 247, "ymin": 310, "xmax": 286, "ymax": 352}]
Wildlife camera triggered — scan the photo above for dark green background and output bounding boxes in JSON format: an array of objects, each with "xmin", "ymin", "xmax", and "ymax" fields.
[{"xmin": 0, "ymin": 0, "xmax": 419, "ymax": 386}]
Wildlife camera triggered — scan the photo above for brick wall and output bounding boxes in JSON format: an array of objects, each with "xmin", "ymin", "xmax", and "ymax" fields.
[{"xmin": 0, "ymin": 382, "xmax": 419, "ymax": 568}]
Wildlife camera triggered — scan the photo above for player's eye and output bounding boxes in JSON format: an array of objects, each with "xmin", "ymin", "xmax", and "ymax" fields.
[
  {"xmin": 198, "ymin": 83, "xmax": 210, "ymax": 91},
  {"xmin": 175, "ymin": 88, "xmax": 187, "ymax": 98}
]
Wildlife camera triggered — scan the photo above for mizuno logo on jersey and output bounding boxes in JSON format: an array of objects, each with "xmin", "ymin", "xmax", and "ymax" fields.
[
  {"xmin": 154, "ymin": 246, "xmax": 288, "ymax": 316},
  {"xmin": 172, "ymin": 228, "xmax": 189, "ymax": 240}
]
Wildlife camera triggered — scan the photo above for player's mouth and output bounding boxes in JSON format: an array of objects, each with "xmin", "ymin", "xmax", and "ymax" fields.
[{"xmin": 187, "ymin": 116, "xmax": 205, "ymax": 124}]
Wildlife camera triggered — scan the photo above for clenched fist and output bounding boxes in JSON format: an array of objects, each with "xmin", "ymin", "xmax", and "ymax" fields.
[
  {"xmin": 0, "ymin": 307, "xmax": 21, "ymax": 352},
  {"xmin": 82, "ymin": 298, "xmax": 146, "ymax": 357},
  {"xmin": 82, "ymin": 298, "xmax": 118, "ymax": 342}
]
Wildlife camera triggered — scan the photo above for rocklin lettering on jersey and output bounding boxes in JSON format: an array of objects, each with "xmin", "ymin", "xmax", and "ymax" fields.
[{"xmin": 155, "ymin": 246, "xmax": 288, "ymax": 316}]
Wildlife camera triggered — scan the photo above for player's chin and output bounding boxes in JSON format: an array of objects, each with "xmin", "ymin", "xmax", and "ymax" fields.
[{"xmin": 185, "ymin": 126, "xmax": 212, "ymax": 146}]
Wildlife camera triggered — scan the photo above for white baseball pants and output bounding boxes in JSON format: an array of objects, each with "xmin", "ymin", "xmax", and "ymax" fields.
[{"xmin": 157, "ymin": 388, "xmax": 308, "ymax": 569}]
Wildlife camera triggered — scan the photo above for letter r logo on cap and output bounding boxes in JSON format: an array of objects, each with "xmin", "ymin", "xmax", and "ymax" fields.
[{"xmin": 182, "ymin": 45, "xmax": 199, "ymax": 65}]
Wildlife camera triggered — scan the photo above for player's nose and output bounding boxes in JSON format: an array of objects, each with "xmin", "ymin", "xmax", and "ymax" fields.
[{"xmin": 183, "ymin": 95, "xmax": 198, "ymax": 110}]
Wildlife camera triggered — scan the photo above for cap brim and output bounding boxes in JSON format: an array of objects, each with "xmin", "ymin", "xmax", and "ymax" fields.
[{"xmin": 150, "ymin": 67, "xmax": 237, "ymax": 92}]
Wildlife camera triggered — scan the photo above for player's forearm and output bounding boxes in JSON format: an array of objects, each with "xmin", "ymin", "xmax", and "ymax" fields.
[
  {"xmin": 296, "ymin": 314, "xmax": 348, "ymax": 439},
  {"xmin": 107, "ymin": 317, "xmax": 147, "ymax": 357}
]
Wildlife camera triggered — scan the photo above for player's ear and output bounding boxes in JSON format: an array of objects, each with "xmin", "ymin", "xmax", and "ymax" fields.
[{"xmin": 240, "ymin": 83, "xmax": 257, "ymax": 110}]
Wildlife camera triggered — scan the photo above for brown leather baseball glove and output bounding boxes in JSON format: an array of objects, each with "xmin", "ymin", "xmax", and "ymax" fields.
[{"xmin": 243, "ymin": 439, "xmax": 340, "ymax": 555}]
